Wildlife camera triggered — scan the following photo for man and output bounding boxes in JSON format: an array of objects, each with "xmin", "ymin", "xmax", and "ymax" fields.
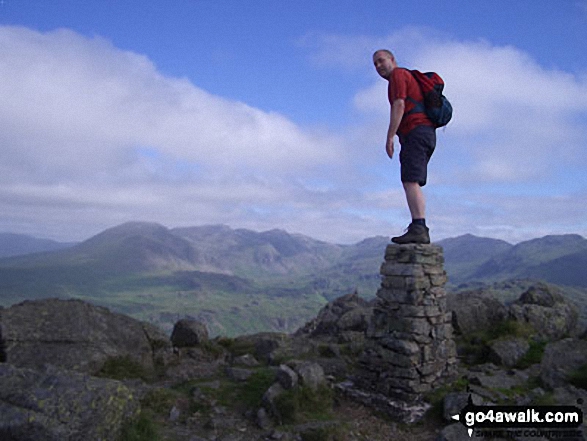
[{"xmin": 373, "ymin": 49, "xmax": 436, "ymax": 245}]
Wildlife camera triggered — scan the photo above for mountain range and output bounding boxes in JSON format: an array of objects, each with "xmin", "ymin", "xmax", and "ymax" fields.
[
  {"xmin": 0, "ymin": 233, "xmax": 75, "ymax": 258},
  {"xmin": 1, "ymin": 222, "xmax": 585, "ymax": 335}
]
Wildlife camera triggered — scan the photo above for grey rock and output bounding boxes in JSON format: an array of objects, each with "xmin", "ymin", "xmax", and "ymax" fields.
[
  {"xmin": 226, "ymin": 367, "xmax": 254, "ymax": 382},
  {"xmin": 509, "ymin": 284, "xmax": 579, "ymax": 340},
  {"xmin": 171, "ymin": 318, "xmax": 209, "ymax": 348},
  {"xmin": 540, "ymin": 338, "xmax": 587, "ymax": 389},
  {"xmin": 233, "ymin": 353, "xmax": 260, "ymax": 367},
  {"xmin": 517, "ymin": 282, "xmax": 567, "ymax": 307},
  {"xmin": 489, "ymin": 338, "xmax": 530, "ymax": 367},
  {"xmin": 231, "ymin": 332, "xmax": 289, "ymax": 363},
  {"xmin": 335, "ymin": 380, "xmax": 430, "ymax": 423},
  {"xmin": 294, "ymin": 292, "xmax": 371, "ymax": 339},
  {"xmin": 294, "ymin": 361, "xmax": 326, "ymax": 391},
  {"xmin": 169, "ymin": 405, "xmax": 181, "ymax": 422},
  {"xmin": 269, "ymin": 336, "xmax": 316, "ymax": 364},
  {"xmin": 448, "ymin": 290, "xmax": 508, "ymax": 335},
  {"xmin": 515, "ymin": 387, "xmax": 547, "ymax": 406},
  {"xmin": 0, "ymin": 363, "xmax": 139, "ymax": 441},
  {"xmin": 256, "ymin": 407, "xmax": 273, "ymax": 430},
  {"xmin": 262, "ymin": 382, "xmax": 285, "ymax": 420},
  {"xmin": 1, "ymin": 298, "xmax": 169, "ymax": 375},
  {"xmin": 442, "ymin": 392, "xmax": 478, "ymax": 421},
  {"xmin": 337, "ymin": 307, "xmax": 373, "ymax": 333},
  {"xmin": 276, "ymin": 364, "xmax": 298, "ymax": 389}
]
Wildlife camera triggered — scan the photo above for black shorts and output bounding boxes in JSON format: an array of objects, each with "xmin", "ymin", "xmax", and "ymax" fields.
[{"xmin": 398, "ymin": 125, "xmax": 436, "ymax": 186}]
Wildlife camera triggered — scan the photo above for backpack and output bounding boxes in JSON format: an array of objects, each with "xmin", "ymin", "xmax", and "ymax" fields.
[{"xmin": 407, "ymin": 69, "xmax": 453, "ymax": 128}]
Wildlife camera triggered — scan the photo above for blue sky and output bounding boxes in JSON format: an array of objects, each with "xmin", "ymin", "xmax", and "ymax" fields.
[{"xmin": 1, "ymin": 0, "xmax": 586, "ymax": 244}]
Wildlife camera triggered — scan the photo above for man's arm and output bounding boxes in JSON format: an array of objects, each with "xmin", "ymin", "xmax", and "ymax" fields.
[{"xmin": 386, "ymin": 98, "xmax": 405, "ymax": 159}]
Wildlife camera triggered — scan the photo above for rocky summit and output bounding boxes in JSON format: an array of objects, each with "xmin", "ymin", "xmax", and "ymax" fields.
[
  {"xmin": 0, "ymin": 243, "xmax": 586, "ymax": 440},
  {"xmin": 0, "ymin": 298, "xmax": 170, "ymax": 375}
]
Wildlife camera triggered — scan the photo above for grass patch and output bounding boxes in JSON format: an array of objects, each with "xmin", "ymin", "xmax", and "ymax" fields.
[
  {"xmin": 199, "ymin": 339, "xmax": 226, "ymax": 358},
  {"xmin": 274, "ymin": 385, "xmax": 334, "ymax": 425},
  {"xmin": 487, "ymin": 320, "xmax": 535, "ymax": 340},
  {"xmin": 516, "ymin": 340, "xmax": 547, "ymax": 369},
  {"xmin": 118, "ymin": 411, "xmax": 160, "ymax": 441},
  {"xmin": 423, "ymin": 377, "xmax": 470, "ymax": 423},
  {"xmin": 298, "ymin": 423, "xmax": 347, "ymax": 441},
  {"xmin": 218, "ymin": 337, "xmax": 257, "ymax": 358},
  {"xmin": 169, "ymin": 367, "xmax": 276, "ymax": 415},
  {"xmin": 96, "ymin": 356, "xmax": 152, "ymax": 382},
  {"xmin": 236, "ymin": 368, "xmax": 276, "ymax": 408},
  {"xmin": 141, "ymin": 387, "xmax": 181, "ymax": 415},
  {"xmin": 568, "ymin": 363, "xmax": 587, "ymax": 390},
  {"xmin": 457, "ymin": 319, "xmax": 537, "ymax": 366},
  {"xmin": 117, "ymin": 386, "xmax": 178, "ymax": 441}
]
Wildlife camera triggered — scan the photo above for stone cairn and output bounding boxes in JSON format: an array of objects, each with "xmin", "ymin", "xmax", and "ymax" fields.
[{"xmin": 355, "ymin": 243, "xmax": 457, "ymax": 420}]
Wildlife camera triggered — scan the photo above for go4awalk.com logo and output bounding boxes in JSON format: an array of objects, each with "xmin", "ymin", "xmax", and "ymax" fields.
[{"xmin": 451, "ymin": 396, "xmax": 583, "ymax": 438}]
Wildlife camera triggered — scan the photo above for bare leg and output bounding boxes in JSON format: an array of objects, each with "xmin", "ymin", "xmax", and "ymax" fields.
[{"xmin": 402, "ymin": 182, "xmax": 425, "ymax": 220}]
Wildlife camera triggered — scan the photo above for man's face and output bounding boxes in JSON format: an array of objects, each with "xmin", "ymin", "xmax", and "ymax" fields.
[{"xmin": 373, "ymin": 51, "xmax": 394, "ymax": 79}]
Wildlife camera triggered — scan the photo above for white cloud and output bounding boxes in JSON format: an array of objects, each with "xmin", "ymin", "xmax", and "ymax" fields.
[
  {"xmin": 1, "ymin": 25, "xmax": 586, "ymax": 245},
  {"xmin": 0, "ymin": 26, "xmax": 367, "ymax": 242},
  {"xmin": 0, "ymin": 26, "xmax": 341, "ymax": 181}
]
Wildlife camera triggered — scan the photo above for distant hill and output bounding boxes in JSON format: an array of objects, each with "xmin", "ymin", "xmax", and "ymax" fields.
[
  {"xmin": 0, "ymin": 233, "xmax": 75, "ymax": 258},
  {"xmin": 470, "ymin": 234, "xmax": 587, "ymax": 285},
  {"xmin": 172, "ymin": 225, "xmax": 346, "ymax": 279},
  {"xmin": 436, "ymin": 234, "xmax": 512, "ymax": 284},
  {"xmin": 0, "ymin": 222, "xmax": 384, "ymax": 335},
  {"xmin": 0, "ymin": 222, "xmax": 585, "ymax": 335}
]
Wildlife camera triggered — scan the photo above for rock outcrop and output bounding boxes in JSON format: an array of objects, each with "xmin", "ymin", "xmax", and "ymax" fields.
[
  {"xmin": 0, "ymin": 298, "xmax": 170, "ymax": 376},
  {"xmin": 509, "ymin": 282, "xmax": 580, "ymax": 339},
  {"xmin": 540, "ymin": 338, "xmax": 587, "ymax": 389},
  {"xmin": 0, "ymin": 363, "xmax": 139, "ymax": 441},
  {"xmin": 295, "ymin": 291, "xmax": 373, "ymax": 343},
  {"xmin": 448, "ymin": 289, "xmax": 508, "ymax": 335},
  {"xmin": 171, "ymin": 318, "xmax": 210, "ymax": 348}
]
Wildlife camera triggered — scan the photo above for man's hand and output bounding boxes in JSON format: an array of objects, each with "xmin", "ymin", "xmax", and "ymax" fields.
[{"xmin": 386, "ymin": 136, "xmax": 394, "ymax": 159}]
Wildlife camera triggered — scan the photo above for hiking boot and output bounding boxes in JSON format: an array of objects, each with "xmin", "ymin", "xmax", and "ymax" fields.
[{"xmin": 391, "ymin": 224, "xmax": 430, "ymax": 244}]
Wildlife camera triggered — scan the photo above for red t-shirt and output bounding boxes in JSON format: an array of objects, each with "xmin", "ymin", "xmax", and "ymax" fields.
[{"xmin": 389, "ymin": 68, "xmax": 433, "ymax": 136}]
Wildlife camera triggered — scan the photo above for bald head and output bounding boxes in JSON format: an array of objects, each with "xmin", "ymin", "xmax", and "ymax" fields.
[{"xmin": 373, "ymin": 49, "xmax": 397, "ymax": 79}]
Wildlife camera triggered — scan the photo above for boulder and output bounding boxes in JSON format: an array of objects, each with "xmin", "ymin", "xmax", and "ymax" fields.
[
  {"xmin": 293, "ymin": 361, "xmax": 326, "ymax": 391},
  {"xmin": 276, "ymin": 364, "xmax": 298, "ymax": 389},
  {"xmin": 509, "ymin": 283, "xmax": 579, "ymax": 340},
  {"xmin": 233, "ymin": 353, "xmax": 260, "ymax": 367},
  {"xmin": 225, "ymin": 367, "xmax": 254, "ymax": 382},
  {"xmin": 231, "ymin": 332, "xmax": 290, "ymax": 363},
  {"xmin": 262, "ymin": 382, "xmax": 286, "ymax": 420},
  {"xmin": 448, "ymin": 290, "xmax": 508, "ymax": 335},
  {"xmin": 488, "ymin": 337, "xmax": 530, "ymax": 367},
  {"xmin": 170, "ymin": 319, "xmax": 209, "ymax": 348},
  {"xmin": 518, "ymin": 282, "xmax": 566, "ymax": 307},
  {"xmin": 0, "ymin": 298, "xmax": 170, "ymax": 375},
  {"xmin": 295, "ymin": 292, "xmax": 373, "ymax": 341},
  {"xmin": 540, "ymin": 338, "xmax": 587, "ymax": 389},
  {"xmin": 0, "ymin": 363, "xmax": 139, "ymax": 441},
  {"xmin": 232, "ymin": 332, "xmax": 316, "ymax": 364}
]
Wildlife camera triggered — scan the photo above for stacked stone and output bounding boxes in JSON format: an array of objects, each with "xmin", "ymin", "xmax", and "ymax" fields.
[{"xmin": 359, "ymin": 243, "xmax": 457, "ymax": 403}]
